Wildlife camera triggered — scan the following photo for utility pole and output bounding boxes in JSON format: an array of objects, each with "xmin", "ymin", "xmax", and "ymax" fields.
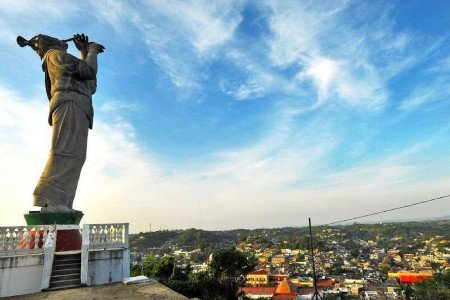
[{"xmin": 309, "ymin": 217, "xmax": 323, "ymax": 300}]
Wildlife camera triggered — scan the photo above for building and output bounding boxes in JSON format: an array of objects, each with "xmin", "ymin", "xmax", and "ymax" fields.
[
  {"xmin": 270, "ymin": 274, "xmax": 289, "ymax": 284},
  {"xmin": 272, "ymin": 255, "xmax": 286, "ymax": 265},
  {"xmin": 388, "ymin": 271, "xmax": 432, "ymax": 284},
  {"xmin": 246, "ymin": 270, "xmax": 270, "ymax": 286},
  {"xmin": 240, "ymin": 286, "xmax": 277, "ymax": 299},
  {"xmin": 273, "ymin": 279, "xmax": 298, "ymax": 300},
  {"xmin": 292, "ymin": 276, "xmax": 313, "ymax": 287},
  {"xmin": 388, "ymin": 271, "xmax": 433, "ymax": 284},
  {"xmin": 298, "ymin": 287, "xmax": 325, "ymax": 300}
]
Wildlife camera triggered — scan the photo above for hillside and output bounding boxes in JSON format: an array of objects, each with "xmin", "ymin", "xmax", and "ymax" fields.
[{"xmin": 130, "ymin": 219, "xmax": 450, "ymax": 254}]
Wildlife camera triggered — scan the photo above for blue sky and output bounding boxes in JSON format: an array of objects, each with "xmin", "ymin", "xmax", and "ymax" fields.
[{"xmin": 1, "ymin": 0, "xmax": 450, "ymax": 232}]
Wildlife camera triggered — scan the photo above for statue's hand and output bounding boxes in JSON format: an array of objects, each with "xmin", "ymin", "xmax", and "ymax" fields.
[
  {"xmin": 88, "ymin": 42, "xmax": 105, "ymax": 54},
  {"xmin": 73, "ymin": 33, "xmax": 89, "ymax": 55}
]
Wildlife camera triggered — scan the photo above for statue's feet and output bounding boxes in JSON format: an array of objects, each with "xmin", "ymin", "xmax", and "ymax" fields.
[{"xmin": 41, "ymin": 203, "xmax": 77, "ymax": 213}]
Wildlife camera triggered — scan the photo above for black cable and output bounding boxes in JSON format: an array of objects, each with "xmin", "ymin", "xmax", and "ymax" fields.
[{"xmin": 322, "ymin": 194, "xmax": 450, "ymax": 226}]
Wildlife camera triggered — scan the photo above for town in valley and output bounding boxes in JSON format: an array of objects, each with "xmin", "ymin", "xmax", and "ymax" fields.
[{"xmin": 129, "ymin": 219, "xmax": 450, "ymax": 299}]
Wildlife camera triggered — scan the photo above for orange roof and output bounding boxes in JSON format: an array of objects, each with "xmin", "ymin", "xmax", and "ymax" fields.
[
  {"xmin": 275, "ymin": 280, "xmax": 298, "ymax": 294},
  {"xmin": 241, "ymin": 287, "xmax": 276, "ymax": 296},
  {"xmin": 399, "ymin": 274, "xmax": 432, "ymax": 284},
  {"xmin": 317, "ymin": 279, "xmax": 334, "ymax": 287}
]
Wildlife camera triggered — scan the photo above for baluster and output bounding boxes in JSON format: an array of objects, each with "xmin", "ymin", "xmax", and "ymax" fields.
[
  {"xmin": 100, "ymin": 225, "xmax": 105, "ymax": 244},
  {"xmin": 90, "ymin": 226, "xmax": 97, "ymax": 244},
  {"xmin": 109, "ymin": 225, "xmax": 115, "ymax": 244},
  {"xmin": 38, "ymin": 226, "xmax": 45, "ymax": 249},
  {"xmin": 20, "ymin": 228, "xmax": 28, "ymax": 250},
  {"xmin": 0, "ymin": 228, "xmax": 6, "ymax": 253},
  {"xmin": 104, "ymin": 225, "xmax": 110, "ymax": 244},
  {"xmin": 104, "ymin": 225, "xmax": 109, "ymax": 244},
  {"xmin": 108, "ymin": 225, "xmax": 114, "ymax": 244},
  {"xmin": 12, "ymin": 228, "xmax": 19, "ymax": 253},
  {"xmin": 34, "ymin": 228, "xmax": 40, "ymax": 251},
  {"xmin": 96, "ymin": 225, "xmax": 101, "ymax": 244},
  {"xmin": 93, "ymin": 225, "xmax": 99, "ymax": 244},
  {"xmin": 113, "ymin": 225, "xmax": 119, "ymax": 243},
  {"xmin": 119, "ymin": 224, "xmax": 124, "ymax": 244},
  {"xmin": 101, "ymin": 225, "xmax": 107, "ymax": 244},
  {"xmin": 29, "ymin": 228, "xmax": 36, "ymax": 250},
  {"xmin": 5, "ymin": 228, "xmax": 12, "ymax": 252}
]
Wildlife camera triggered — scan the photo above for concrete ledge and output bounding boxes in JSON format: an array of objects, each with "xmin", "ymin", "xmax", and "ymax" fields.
[
  {"xmin": 87, "ymin": 249, "xmax": 126, "ymax": 286},
  {"xmin": 0, "ymin": 254, "xmax": 44, "ymax": 297},
  {"xmin": 3, "ymin": 281, "xmax": 189, "ymax": 300}
]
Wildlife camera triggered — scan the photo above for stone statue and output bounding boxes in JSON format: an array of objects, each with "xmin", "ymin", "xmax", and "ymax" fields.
[{"xmin": 17, "ymin": 34, "xmax": 104, "ymax": 213}]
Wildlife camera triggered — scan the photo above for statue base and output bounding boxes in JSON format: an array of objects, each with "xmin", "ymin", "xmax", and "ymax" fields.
[
  {"xmin": 24, "ymin": 211, "xmax": 83, "ymax": 251},
  {"xmin": 24, "ymin": 211, "xmax": 83, "ymax": 226}
]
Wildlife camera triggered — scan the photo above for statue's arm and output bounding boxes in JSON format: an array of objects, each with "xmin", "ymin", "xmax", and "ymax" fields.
[
  {"xmin": 72, "ymin": 34, "xmax": 103, "ymax": 80},
  {"xmin": 78, "ymin": 49, "xmax": 98, "ymax": 80},
  {"xmin": 84, "ymin": 44, "xmax": 101, "ymax": 70}
]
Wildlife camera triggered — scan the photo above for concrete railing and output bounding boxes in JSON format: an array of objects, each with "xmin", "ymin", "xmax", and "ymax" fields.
[
  {"xmin": 85, "ymin": 223, "xmax": 129, "ymax": 250},
  {"xmin": 81, "ymin": 223, "xmax": 130, "ymax": 285},
  {"xmin": 0, "ymin": 225, "xmax": 49, "ymax": 257},
  {"xmin": 1, "ymin": 223, "xmax": 130, "ymax": 297}
]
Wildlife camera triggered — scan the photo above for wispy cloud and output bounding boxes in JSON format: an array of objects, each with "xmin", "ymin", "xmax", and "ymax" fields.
[
  {"xmin": 0, "ymin": 0, "xmax": 81, "ymax": 44},
  {"xmin": 1, "ymin": 84, "xmax": 449, "ymax": 230},
  {"xmin": 426, "ymin": 56, "xmax": 450, "ymax": 74},
  {"xmin": 90, "ymin": 0, "xmax": 243, "ymax": 90},
  {"xmin": 2, "ymin": 1, "xmax": 450, "ymax": 231},
  {"xmin": 266, "ymin": 1, "xmax": 391, "ymax": 109},
  {"xmin": 399, "ymin": 78, "xmax": 450, "ymax": 112}
]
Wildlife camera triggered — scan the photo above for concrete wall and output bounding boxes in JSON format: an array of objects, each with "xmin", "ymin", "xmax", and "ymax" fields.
[
  {"xmin": 87, "ymin": 249, "xmax": 126, "ymax": 286},
  {"xmin": 0, "ymin": 254, "xmax": 44, "ymax": 297}
]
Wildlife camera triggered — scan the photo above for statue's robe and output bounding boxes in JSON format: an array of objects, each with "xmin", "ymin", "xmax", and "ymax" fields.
[{"xmin": 33, "ymin": 49, "xmax": 96, "ymax": 212}]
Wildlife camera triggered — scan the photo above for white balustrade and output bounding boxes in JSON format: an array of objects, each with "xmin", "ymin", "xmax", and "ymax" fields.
[
  {"xmin": 86, "ymin": 223, "xmax": 129, "ymax": 250},
  {"xmin": 0, "ymin": 225, "xmax": 49, "ymax": 256}
]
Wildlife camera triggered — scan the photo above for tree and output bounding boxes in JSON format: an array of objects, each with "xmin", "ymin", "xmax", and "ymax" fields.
[
  {"xmin": 171, "ymin": 264, "xmax": 192, "ymax": 281},
  {"xmin": 142, "ymin": 254, "xmax": 174, "ymax": 280},
  {"xmin": 209, "ymin": 248, "xmax": 258, "ymax": 300},
  {"xmin": 412, "ymin": 270, "xmax": 450, "ymax": 299},
  {"xmin": 350, "ymin": 249, "xmax": 360, "ymax": 258}
]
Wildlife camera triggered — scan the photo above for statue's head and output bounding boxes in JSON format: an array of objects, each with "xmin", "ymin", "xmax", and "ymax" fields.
[{"xmin": 29, "ymin": 34, "xmax": 68, "ymax": 59}]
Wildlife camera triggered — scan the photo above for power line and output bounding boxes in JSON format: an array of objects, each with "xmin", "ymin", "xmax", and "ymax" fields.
[{"xmin": 322, "ymin": 194, "xmax": 450, "ymax": 226}]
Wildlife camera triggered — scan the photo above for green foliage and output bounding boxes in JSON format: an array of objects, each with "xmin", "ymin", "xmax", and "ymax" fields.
[
  {"xmin": 163, "ymin": 270, "xmax": 235, "ymax": 300},
  {"xmin": 140, "ymin": 249, "xmax": 258, "ymax": 300},
  {"xmin": 378, "ymin": 263, "xmax": 391, "ymax": 275},
  {"xmin": 296, "ymin": 253, "xmax": 305, "ymax": 261},
  {"xmin": 210, "ymin": 248, "xmax": 257, "ymax": 283},
  {"xmin": 412, "ymin": 270, "xmax": 450, "ymax": 299},
  {"xmin": 130, "ymin": 220, "xmax": 450, "ymax": 256},
  {"xmin": 171, "ymin": 264, "xmax": 192, "ymax": 281},
  {"xmin": 130, "ymin": 264, "xmax": 142, "ymax": 277},
  {"xmin": 208, "ymin": 248, "xmax": 258, "ymax": 300},
  {"xmin": 436, "ymin": 240, "xmax": 450, "ymax": 253},
  {"xmin": 350, "ymin": 248, "xmax": 360, "ymax": 258},
  {"xmin": 142, "ymin": 254, "xmax": 174, "ymax": 280}
]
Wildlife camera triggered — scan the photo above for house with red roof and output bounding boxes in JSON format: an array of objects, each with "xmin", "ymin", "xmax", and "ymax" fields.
[
  {"xmin": 240, "ymin": 286, "xmax": 277, "ymax": 299},
  {"xmin": 272, "ymin": 279, "xmax": 298, "ymax": 300}
]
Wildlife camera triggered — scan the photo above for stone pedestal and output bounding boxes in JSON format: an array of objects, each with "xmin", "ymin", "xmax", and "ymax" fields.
[
  {"xmin": 24, "ymin": 211, "xmax": 83, "ymax": 226},
  {"xmin": 24, "ymin": 211, "xmax": 83, "ymax": 252},
  {"xmin": 54, "ymin": 228, "xmax": 82, "ymax": 251}
]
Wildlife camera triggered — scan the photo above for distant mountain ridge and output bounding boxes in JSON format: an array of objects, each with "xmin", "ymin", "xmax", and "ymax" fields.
[{"xmin": 130, "ymin": 219, "xmax": 450, "ymax": 254}]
